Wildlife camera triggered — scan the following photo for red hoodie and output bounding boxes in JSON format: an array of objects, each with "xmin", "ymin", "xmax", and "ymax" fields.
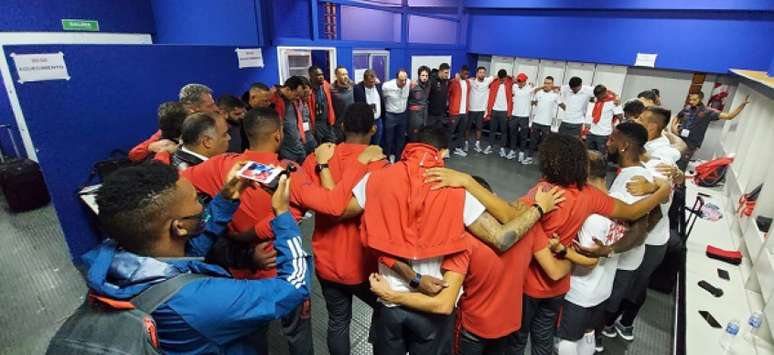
[
  {"xmin": 485, "ymin": 78, "xmax": 514, "ymax": 119},
  {"xmin": 308, "ymin": 80, "xmax": 337, "ymax": 126},
  {"xmin": 360, "ymin": 143, "xmax": 468, "ymax": 260},
  {"xmin": 448, "ymin": 78, "xmax": 472, "ymax": 117}
]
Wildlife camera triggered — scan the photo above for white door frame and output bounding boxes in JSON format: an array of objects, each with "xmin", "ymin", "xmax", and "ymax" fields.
[
  {"xmin": 276, "ymin": 46, "xmax": 337, "ymax": 84},
  {"xmin": 0, "ymin": 32, "xmax": 152, "ymax": 161}
]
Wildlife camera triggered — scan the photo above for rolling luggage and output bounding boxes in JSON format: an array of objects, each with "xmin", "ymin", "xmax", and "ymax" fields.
[{"xmin": 0, "ymin": 124, "xmax": 50, "ymax": 212}]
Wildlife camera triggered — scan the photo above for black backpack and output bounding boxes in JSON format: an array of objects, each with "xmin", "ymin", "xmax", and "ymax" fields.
[{"xmin": 47, "ymin": 273, "xmax": 207, "ymax": 354}]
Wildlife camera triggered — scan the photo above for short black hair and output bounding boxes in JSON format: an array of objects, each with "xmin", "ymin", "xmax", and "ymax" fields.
[
  {"xmin": 689, "ymin": 91, "xmax": 705, "ymax": 100},
  {"xmin": 284, "ymin": 76, "xmax": 307, "ymax": 90},
  {"xmin": 587, "ymin": 150, "xmax": 607, "ymax": 180},
  {"xmin": 412, "ymin": 125, "xmax": 449, "ymax": 150},
  {"xmin": 472, "ymin": 176, "xmax": 492, "ymax": 192},
  {"xmin": 545, "ymin": 76, "xmax": 554, "ymax": 82},
  {"xmin": 593, "ymin": 84, "xmax": 607, "ymax": 97},
  {"xmin": 308, "ymin": 65, "xmax": 322, "ymax": 74},
  {"xmin": 342, "ymin": 102, "xmax": 374, "ymax": 136},
  {"xmin": 637, "ymin": 90, "xmax": 658, "ymax": 102},
  {"xmin": 497, "ymin": 69, "xmax": 507, "ymax": 79},
  {"xmin": 651, "ymin": 88, "xmax": 660, "ymax": 97},
  {"xmin": 569, "ymin": 77, "xmax": 582, "ymax": 88},
  {"xmin": 623, "ymin": 99, "xmax": 645, "ymax": 117},
  {"xmin": 538, "ymin": 134, "xmax": 588, "ymax": 188},
  {"xmin": 217, "ymin": 95, "xmax": 246, "ymax": 110},
  {"xmin": 439, "ymin": 63, "xmax": 450, "ymax": 71},
  {"xmin": 298, "ymin": 76, "xmax": 311, "ymax": 87},
  {"xmin": 418, "ymin": 65, "xmax": 431, "ymax": 76},
  {"xmin": 615, "ymin": 121, "xmax": 649, "ymax": 155},
  {"xmin": 157, "ymin": 101, "xmax": 187, "ymax": 140},
  {"xmin": 476, "ymin": 66, "xmax": 486, "ymax": 72},
  {"xmin": 243, "ymin": 107, "xmax": 281, "ymax": 143},
  {"xmin": 363, "ymin": 69, "xmax": 376, "ymax": 80},
  {"xmin": 460, "ymin": 65, "xmax": 469, "ymax": 72},
  {"xmin": 181, "ymin": 112, "xmax": 217, "ymax": 146},
  {"xmin": 97, "ymin": 162, "xmax": 180, "ymax": 254},
  {"xmin": 644, "ymin": 106, "xmax": 672, "ymax": 130}
]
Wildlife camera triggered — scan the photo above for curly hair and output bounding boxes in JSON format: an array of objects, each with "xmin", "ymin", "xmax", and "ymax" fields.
[
  {"xmin": 538, "ymin": 134, "xmax": 588, "ymax": 189},
  {"xmin": 96, "ymin": 162, "xmax": 179, "ymax": 254},
  {"xmin": 157, "ymin": 101, "xmax": 187, "ymax": 140}
]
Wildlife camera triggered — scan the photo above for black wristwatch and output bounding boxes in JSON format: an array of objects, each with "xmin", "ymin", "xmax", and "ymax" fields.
[
  {"xmin": 315, "ymin": 163, "xmax": 329, "ymax": 173},
  {"xmin": 409, "ymin": 272, "xmax": 422, "ymax": 289},
  {"xmin": 532, "ymin": 203, "xmax": 545, "ymax": 218},
  {"xmin": 555, "ymin": 245, "xmax": 567, "ymax": 259}
]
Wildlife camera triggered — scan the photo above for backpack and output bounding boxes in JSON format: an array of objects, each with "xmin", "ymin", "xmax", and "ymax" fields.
[
  {"xmin": 693, "ymin": 156, "xmax": 734, "ymax": 187},
  {"xmin": 47, "ymin": 273, "xmax": 207, "ymax": 355}
]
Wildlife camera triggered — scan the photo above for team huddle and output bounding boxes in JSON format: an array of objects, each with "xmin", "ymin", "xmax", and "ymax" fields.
[{"xmin": 50, "ymin": 62, "xmax": 752, "ymax": 355}]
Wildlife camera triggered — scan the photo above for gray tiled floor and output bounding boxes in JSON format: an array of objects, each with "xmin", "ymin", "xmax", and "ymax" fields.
[{"xmin": 0, "ymin": 147, "xmax": 673, "ymax": 355}]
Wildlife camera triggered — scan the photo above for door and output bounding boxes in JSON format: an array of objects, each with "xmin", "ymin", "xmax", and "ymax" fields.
[
  {"xmin": 491, "ymin": 56, "xmax": 514, "ymax": 76},
  {"xmin": 353, "ymin": 50, "xmax": 389, "ymax": 83},
  {"xmin": 277, "ymin": 46, "xmax": 337, "ymax": 83}
]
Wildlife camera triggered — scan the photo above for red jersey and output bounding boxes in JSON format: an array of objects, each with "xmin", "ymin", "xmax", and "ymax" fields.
[
  {"xmin": 521, "ymin": 183, "xmax": 615, "ymax": 298},
  {"xmin": 128, "ymin": 130, "xmax": 161, "ymax": 162}
]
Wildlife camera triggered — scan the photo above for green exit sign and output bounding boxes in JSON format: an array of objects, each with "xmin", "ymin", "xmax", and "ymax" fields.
[{"xmin": 61, "ymin": 19, "xmax": 100, "ymax": 32}]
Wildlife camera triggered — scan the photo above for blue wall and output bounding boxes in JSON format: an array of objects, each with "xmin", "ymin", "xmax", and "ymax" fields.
[
  {"xmin": 467, "ymin": 10, "xmax": 774, "ymax": 74},
  {"xmin": 464, "ymin": 0, "xmax": 774, "ymax": 11},
  {"xmin": 0, "ymin": 0, "xmax": 154, "ymax": 33},
  {"xmin": 4, "ymin": 43, "xmax": 277, "ymax": 258},
  {"xmin": 152, "ymin": 0, "xmax": 263, "ymax": 45}
]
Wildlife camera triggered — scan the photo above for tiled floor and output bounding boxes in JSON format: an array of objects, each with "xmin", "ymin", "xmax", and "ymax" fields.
[{"xmin": 0, "ymin": 148, "xmax": 673, "ymax": 355}]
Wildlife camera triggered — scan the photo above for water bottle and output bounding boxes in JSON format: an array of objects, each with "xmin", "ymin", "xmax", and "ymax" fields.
[
  {"xmin": 720, "ymin": 319, "xmax": 740, "ymax": 352},
  {"xmin": 743, "ymin": 311, "xmax": 763, "ymax": 343}
]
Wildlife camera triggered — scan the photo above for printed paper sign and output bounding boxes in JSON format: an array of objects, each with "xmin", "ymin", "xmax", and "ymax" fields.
[
  {"xmin": 236, "ymin": 48, "xmax": 264, "ymax": 68},
  {"xmin": 634, "ymin": 53, "xmax": 657, "ymax": 68},
  {"xmin": 11, "ymin": 52, "xmax": 70, "ymax": 83}
]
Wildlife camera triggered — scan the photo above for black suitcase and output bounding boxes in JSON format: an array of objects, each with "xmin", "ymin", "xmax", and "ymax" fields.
[{"xmin": 0, "ymin": 124, "xmax": 50, "ymax": 212}]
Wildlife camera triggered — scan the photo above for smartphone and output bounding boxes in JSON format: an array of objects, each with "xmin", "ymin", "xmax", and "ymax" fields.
[
  {"xmin": 237, "ymin": 162, "xmax": 284, "ymax": 188},
  {"xmin": 699, "ymin": 310, "xmax": 722, "ymax": 328},
  {"xmin": 717, "ymin": 268, "xmax": 730, "ymax": 281}
]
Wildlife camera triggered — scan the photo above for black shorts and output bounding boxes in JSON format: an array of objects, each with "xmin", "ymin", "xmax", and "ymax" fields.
[
  {"xmin": 605, "ymin": 269, "xmax": 635, "ymax": 313},
  {"xmin": 557, "ymin": 300, "xmax": 605, "ymax": 341}
]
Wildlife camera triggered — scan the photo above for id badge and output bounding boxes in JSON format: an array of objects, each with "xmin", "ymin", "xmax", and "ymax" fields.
[
  {"xmin": 680, "ymin": 128, "xmax": 690, "ymax": 138},
  {"xmin": 302, "ymin": 122, "xmax": 311, "ymax": 132}
]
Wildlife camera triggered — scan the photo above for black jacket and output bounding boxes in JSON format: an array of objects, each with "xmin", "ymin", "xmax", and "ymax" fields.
[
  {"xmin": 353, "ymin": 82, "xmax": 385, "ymax": 120},
  {"xmin": 427, "ymin": 77, "xmax": 449, "ymax": 117}
]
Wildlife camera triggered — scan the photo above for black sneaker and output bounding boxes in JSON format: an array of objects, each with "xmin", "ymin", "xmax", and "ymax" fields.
[
  {"xmin": 615, "ymin": 320, "xmax": 634, "ymax": 341},
  {"xmin": 601, "ymin": 324, "xmax": 617, "ymax": 338},
  {"xmin": 595, "ymin": 334, "xmax": 605, "ymax": 352}
]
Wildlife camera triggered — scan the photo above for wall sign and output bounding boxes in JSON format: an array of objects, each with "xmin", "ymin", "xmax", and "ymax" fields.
[
  {"xmin": 236, "ymin": 48, "xmax": 264, "ymax": 68},
  {"xmin": 11, "ymin": 52, "xmax": 71, "ymax": 84},
  {"xmin": 634, "ymin": 53, "xmax": 657, "ymax": 67},
  {"xmin": 61, "ymin": 19, "xmax": 100, "ymax": 32}
]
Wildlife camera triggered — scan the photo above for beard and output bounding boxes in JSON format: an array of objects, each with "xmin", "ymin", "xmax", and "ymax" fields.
[{"xmin": 607, "ymin": 149, "xmax": 620, "ymax": 164}]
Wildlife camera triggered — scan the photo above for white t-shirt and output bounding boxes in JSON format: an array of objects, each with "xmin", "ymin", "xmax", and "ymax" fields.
[
  {"xmin": 469, "ymin": 77, "xmax": 494, "ymax": 112},
  {"xmin": 381, "ymin": 79, "xmax": 410, "ymax": 114},
  {"xmin": 565, "ymin": 214, "xmax": 625, "ymax": 308},
  {"xmin": 561, "ymin": 85, "xmax": 595, "ymax": 124},
  {"xmin": 365, "ymin": 86, "xmax": 382, "ymax": 119},
  {"xmin": 609, "ymin": 165, "xmax": 653, "ymax": 271},
  {"xmin": 459, "ymin": 80, "xmax": 468, "ymax": 114},
  {"xmin": 532, "ymin": 90, "xmax": 561, "ymax": 126},
  {"xmin": 493, "ymin": 83, "xmax": 508, "ymax": 112},
  {"xmin": 511, "ymin": 84, "xmax": 533, "ymax": 117},
  {"xmin": 587, "ymin": 101, "xmax": 624, "ymax": 136},
  {"xmin": 643, "ymin": 136, "xmax": 680, "ymax": 246},
  {"xmin": 352, "ymin": 173, "xmax": 486, "ymax": 307}
]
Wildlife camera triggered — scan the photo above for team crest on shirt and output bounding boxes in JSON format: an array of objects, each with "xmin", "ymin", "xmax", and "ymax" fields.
[{"xmin": 604, "ymin": 222, "xmax": 627, "ymax": 245}]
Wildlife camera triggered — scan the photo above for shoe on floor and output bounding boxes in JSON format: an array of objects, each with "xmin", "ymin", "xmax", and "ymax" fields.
[
  {"xmin": 614, "ymin": 320, "xmax": 634, "ymax": 341},
  {"xmin": 521, "ymin": 157, "xmax": 534, "ymax": 165},
  {"xmin": 453, "ymin": 148, "xmax": 468, "ymax": 157},
  {"xmin": 595, "ymin": 334, "xmax": 604, "ymax": 352},
  {"xmin": 498, "ymin": 147, "xmax": 507, "ymax": 158},
  {"xmin": 483, "ymin": 146, "xmax": 493, "ymax": 155},
  {"xmin": 474, "ymin": 141, "xmax": 482, "ymax": 153},
  {"xmin": 506, "ymin": 150, "xmax": 517, "ymax": 160},
  {"xmin": 518, "ymin": 152, "xmax": 525, "ymax": 163},
  {"xmin": 601, "ymin": 325, "xmax": 617, "ymax": 338}
]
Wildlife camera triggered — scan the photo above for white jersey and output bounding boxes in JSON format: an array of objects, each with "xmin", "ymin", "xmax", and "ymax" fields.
[{"xmin": 609, "ymin": 165, "xmax": 654, "ymax": 271}]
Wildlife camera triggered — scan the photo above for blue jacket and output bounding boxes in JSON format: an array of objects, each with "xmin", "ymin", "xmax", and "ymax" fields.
[{"xmin": 81, "ymin": 195, "xmax": 311, "ymax": 354}]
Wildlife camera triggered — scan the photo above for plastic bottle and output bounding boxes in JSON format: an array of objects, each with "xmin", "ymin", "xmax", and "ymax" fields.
[
  {"xmin": 743, "ymin": 311, "xmax": 763, "ymax": 344},
  {"xmin": 720, "ymin": 319, "xmax": 740, "ymax": 352}
]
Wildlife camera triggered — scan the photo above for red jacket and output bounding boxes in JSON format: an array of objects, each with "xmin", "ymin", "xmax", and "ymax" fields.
[
  {"xmin": 485, "ymin": 78, "xmax": 513, "ymax": 119},
  {"xmin": 360, "ymin": 143, "xmax": 468, "ymax": 260},
  {"xmin": 128, "ymin": 130, "xmax": 161, "ymax": 162},
  {"xmin": 301, "ymin": 143, "xmax": 387, "ymax": 285},
  {"xmin": 271, "ymin": 92, "xmax": 311, "ymax": 143},
  {"xmin": 308, "ymin": 80, "xmax": 336, "ymax": 126},
  {"xmin": 448, "ymin": 78, "xmax": 471, "ymax": 117}
]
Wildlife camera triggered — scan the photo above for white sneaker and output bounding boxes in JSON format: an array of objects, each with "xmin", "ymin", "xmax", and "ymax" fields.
[
  {"xmin": 518, "ymin": 152, "xmax": 525, "ymax": 163},
  {"xmin": 506, "ymin": 150, "xmax": 517, "ymax": 160},
  {"xmin": 483, "ymin": 146, "xmax": 493, "ymax": 155},
  {"xmin": 522, "ymin": 157, "xmax": 534, "ymax": 165},
  {"xmin": 499, "ymin": 148, "xmax": 506, "ymax": 158},
  {"xmin": 388, "ymin": 154, "xmax": 395, "ymax": 164},
  {"xmin": 464, "ymin": 141, "xmax": 470, "ymax": 152},
  {"xmin": 453, "ymin": 148, "xmax": 468, "ymax": 157},
  {"xmin": 474, "ymin": 141, "xmax": 482, "ymax": 153}
]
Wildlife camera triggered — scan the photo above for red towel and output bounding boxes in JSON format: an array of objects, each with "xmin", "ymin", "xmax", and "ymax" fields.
[
  {"xmin": 706, "ymin": 245, "xmax": 742, "ymax": 265},
  {"xmin": 592, "ymin": 92, "xmax": 616, "ymax": 124}
]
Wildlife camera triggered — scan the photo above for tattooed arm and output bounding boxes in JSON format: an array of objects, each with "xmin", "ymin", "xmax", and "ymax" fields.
[{"xmin": 467, "ymin": 207, "xmax": 543, "ymax": 253}]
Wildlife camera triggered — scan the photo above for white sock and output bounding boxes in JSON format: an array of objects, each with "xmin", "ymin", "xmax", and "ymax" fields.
[
  {"xmin": 557, "ymin": 339, "xmax": 579, "ymax": 355},
  {"xmin": 578, "ymin": 331, "xmax": 596, "ymax": 355}
]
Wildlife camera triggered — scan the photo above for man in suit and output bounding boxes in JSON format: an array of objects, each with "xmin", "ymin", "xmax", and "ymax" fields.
[{"xmin": 353, "ymin": 69, "xmax": 385, "ymax": 146}]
